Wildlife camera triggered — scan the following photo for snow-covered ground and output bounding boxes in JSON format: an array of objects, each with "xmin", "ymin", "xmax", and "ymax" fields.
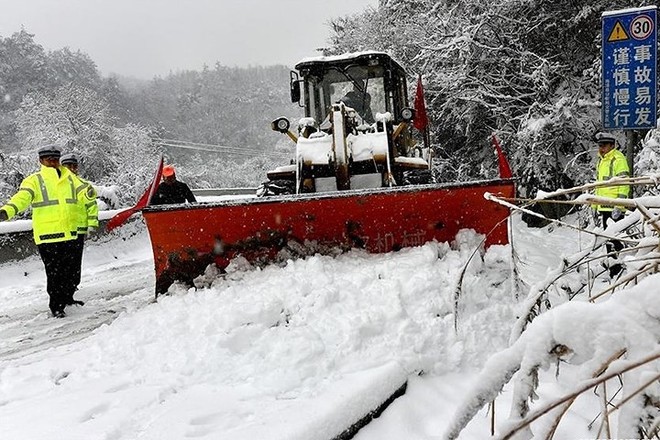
[{"xmin": 0, "ymin": 214, "xmax": 641, "ymax": 439}]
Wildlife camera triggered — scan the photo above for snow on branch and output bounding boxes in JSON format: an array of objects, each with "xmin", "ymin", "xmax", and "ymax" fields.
[
  {"xmin": 449, "ymin": 177, "xmax": 660, "ymax": 438},
  {"xmin": 445, "ymin": 281, "xmax": 660, "ymax": 439}
]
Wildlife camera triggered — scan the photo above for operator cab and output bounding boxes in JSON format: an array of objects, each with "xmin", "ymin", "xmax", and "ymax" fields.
[
  {"xmin": 263, "ymin": 51, "xmax": 428, "ymax": 196},
  {"xmin": 291, "ymin": 51, "xmax": 410, "ymax": 128}
]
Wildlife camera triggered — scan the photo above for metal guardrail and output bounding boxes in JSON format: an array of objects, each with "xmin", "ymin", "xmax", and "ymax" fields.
[
  {"xmin": 0, "ymin": 188, "xmax": 258, "ymax": 263},
  {"xmin": 0, "ymin": 210, "xmax": 124, "ymax": 263},
  {"xmin": 0, "ymin": 230, "xmax": 38, "ymax": 263},
  {"xmin": 0, "ymin": 219, "xmax": 113, "ymax": 264},
  {"xmin": 193, "ymin": 187, "xmax": 257, "ymax": 196}
]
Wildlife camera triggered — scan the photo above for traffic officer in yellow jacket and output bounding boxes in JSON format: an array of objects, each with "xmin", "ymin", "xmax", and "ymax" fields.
[
  {"xmin": 0, "ymin": 144, "xmax": 93, "ymax": 317},
  {"xmin": 61, "ymin": 152, "xmax": 98, "ymax": 305},
  {"xmin": 593, "ymin": 132, "xmax": 630, "ymax": 277},
  {"xmin": 594, "ymin": 132, "xmax": 631, "ymax": 226}
]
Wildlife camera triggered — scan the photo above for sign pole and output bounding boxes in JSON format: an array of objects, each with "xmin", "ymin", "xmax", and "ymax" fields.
[{"xmin": 626, "ymin": 130, "xmax": 636, "ymax": 175}]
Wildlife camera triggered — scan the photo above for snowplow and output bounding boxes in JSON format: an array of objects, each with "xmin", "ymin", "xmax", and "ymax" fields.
[{"xmin": 140, "ymin": 51, "xmax": 515, "ymax": 295}]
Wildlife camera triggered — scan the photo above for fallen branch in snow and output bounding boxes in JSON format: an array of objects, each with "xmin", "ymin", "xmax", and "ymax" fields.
[
  {"xmin": 453, "ymin": 215, "xmax": 514, "ymax": 333},
  {"xmin": 603, "ymin": 372, "xmax": 660, "ymax": 421},
  {"xmin": 634, "ymin": 201, "xmax": 660, "ymax": 236},
  {"xmin": 507, "ymin": 241, "xmax": 660, "ymax": 341},
  {"xmin": 532, "ymin": 175, "xmax": 660, "ymax": 201},
  {"xmin": 450, "ymin": 175, "xmax": 660, "ymax": 439},
  {"xmin": 588, "ymin": 260, "xmax": 659, "ymax": 302},
  {"xmin": 452, "ymin": 232, "xmax": 488, "ymax": 333},
  {"xmin": 488, "ymin": 190, "xmax": 660, "ymax": 340},
  {"xmin": 543, "ymin": 348, "xmax": 627, "ymax": 440},
  {"xmin": 497, "ymin": 350, "xmax": 660, "ymax": 440},
  {"xmin": 648, "ymin": 413, "xmax": 660, "ymax": 438},
  {"xmin": 485, "ymin": 193, "xmax": 637, "ymax": 244}
]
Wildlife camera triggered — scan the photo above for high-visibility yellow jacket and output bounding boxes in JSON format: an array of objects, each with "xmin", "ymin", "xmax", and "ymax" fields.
[
  {"xmin": 74, "ymin": 177, "xmax": 99, "ymax": 235},
  {"xmin": 0, "ymin": 165, "xmax": 93, "ymax": 244},
  {"xmin": 594, "ymin": 148, "xmax": 630, "ymax": 212}
]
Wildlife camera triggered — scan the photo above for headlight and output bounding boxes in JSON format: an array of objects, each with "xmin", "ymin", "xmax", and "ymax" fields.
[
  {"xmin": 271, "ymin": 117, "xmax": 291, "ymax": 133},
  {"xmin": 400, "ymin": 107, "xmax": 415, "ymax": 122}
]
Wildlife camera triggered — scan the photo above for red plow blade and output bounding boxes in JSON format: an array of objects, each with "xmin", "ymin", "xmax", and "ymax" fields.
[{"xmin": 143, "ymin": 179, "xmax": 515, "ymax": 295}]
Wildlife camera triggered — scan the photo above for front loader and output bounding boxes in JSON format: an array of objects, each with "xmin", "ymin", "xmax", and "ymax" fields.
[
  {"xmin": 140, "ymin": 51, "xmax": 515, "ymax": 296},
  {"xmin": 260, "ymin": 51, "xmax": 429, "ymax": 196}
]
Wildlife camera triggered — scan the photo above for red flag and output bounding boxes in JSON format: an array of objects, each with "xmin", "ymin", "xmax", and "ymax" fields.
[
  {"xmin": 105, "ymin": 156, "xmax": 164, "ymax": 232},
  {"xmin": 413, "ymin": 74, "xmax": 429, "ymax": 132},
  {"xmin": 491, "ymin": 135, "xmax": 513, "ymax": 179}
]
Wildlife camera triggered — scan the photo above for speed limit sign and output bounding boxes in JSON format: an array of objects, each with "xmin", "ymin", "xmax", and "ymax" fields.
[
  {"xmin": 630, "ymin": 14, "xmax": 654, "ymax": 40},
  {"xmin": 602, "ymin": 6, "xmax": 657, "ymax": 129}
]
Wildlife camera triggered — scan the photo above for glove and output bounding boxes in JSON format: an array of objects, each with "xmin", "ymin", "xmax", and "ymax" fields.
[
  {"xmin": 611, "ymin": 207, "xmax": 623, "ymax": 221},
  {"xmin": 0, "ymin": 210, "xmax": 7, "ymax": 222}
]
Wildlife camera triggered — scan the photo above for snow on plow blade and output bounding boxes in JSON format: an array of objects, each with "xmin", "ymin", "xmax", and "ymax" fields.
[{"xmin": 142, "ymin": 179, "xmax": 514, "ymax": 295}]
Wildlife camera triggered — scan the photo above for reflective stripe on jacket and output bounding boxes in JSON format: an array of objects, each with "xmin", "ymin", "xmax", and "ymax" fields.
[
  {"xmin": 74, "ymin": 178, "xmax": 99, "ymax": 235},
  {"xmin": 0, "ymin": 165, "xmax": 90, "ymax": 244},
  {"xmin": 594, "ymin": 148, "xmax": 630, "ymax": 212}
]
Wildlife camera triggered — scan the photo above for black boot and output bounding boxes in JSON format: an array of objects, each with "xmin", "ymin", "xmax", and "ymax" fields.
[
  {"xmin": 65, "ymin": 290, "xmax": 84, "ymax": 306},
  {"xmin": 609, "ymin": 263, "xmax": 623, "ymax": 278},
  {"xmin": 51, "ymin": 309, "xmax": 66, "ymax": 318}
]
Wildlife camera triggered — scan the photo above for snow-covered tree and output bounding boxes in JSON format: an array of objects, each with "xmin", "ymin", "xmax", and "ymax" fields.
[
  {"xmin": 14, "ymin": 83, "xmax": 115, "ymax": 180},
  {"xmin": 46, "ymin": 47, "xmax": 101, "ymax": 91},
  {"xmin": 124, "ymin": 64, "xmax": 298, "ymax": 163},
  {"xmin": 10, "ymin": 84, "xmax": 159, "ymax": 205},
  {"xmin": 326, "ymin": 0, "xmax": 656, "ymax": 191},
  {"xmin": 0, "ymin": 29, "xmax": 50, "ymax": 149},
  {"xmin": 0, "ymin": 30, "xmax": 107, "ymax": 151},
  {"xmin": 635, "ymin": 128, "xmax": 660, "ymax": 178},
  {"xmin": 106, "ymin": 123, "xmax": 160, "ymax": 204}
]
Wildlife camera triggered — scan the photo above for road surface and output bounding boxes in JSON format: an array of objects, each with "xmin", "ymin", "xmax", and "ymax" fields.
[{"xmin": 0, "ymin": 224, "xmax": 155, "ymax": 360}]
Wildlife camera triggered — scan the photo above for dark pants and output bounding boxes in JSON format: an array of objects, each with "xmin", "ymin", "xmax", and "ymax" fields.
[
  {"xmin": 601, "ymin": 211, "xmax": 617, "ymax": 229},
  {"xmin": 72, "ymin": 234, "xmax": 85, "ymax": 290},
  {"xmin": 37, "ymin": 239, "xmax": 79, "ymax": 314},
  {"xmin": 600, "ymin": 212, "xmax": 624, "ymax": 249},
  {"xmin": 600, "ymin": 211, "xmax": 624, "ymax": 276}
]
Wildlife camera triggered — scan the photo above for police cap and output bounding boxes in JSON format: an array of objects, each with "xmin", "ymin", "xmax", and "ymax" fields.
[
  {"xmin": 60, "ymin": 153, "xmax": 79, "ymax": 165},
  {"xmin": 595, "ymin": 132, "xmax": 616, "ymax": 145},
  {"xmin": 37, "ymin": 144, "xmax": 62, "ymax": 158}
]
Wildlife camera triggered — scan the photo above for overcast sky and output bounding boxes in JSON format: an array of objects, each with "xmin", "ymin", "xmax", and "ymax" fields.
[{"xmin": 0, "ymin": 0, "xmax": 379, "ymax": 79}]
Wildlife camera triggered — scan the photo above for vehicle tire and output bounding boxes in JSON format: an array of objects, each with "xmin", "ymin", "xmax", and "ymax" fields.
[
  {"xmin": 402, "ymin": 169, "xmax": 432, "ymax": 185},
  {"xmin": 256, "ymin": 179, "xmax": 296, "ymax": 197}
]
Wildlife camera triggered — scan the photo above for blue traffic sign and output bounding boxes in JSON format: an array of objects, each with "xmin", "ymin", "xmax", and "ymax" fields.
[{"xmin": 602, "ymin": 6, "xmax": 657, "ymax": 130}]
